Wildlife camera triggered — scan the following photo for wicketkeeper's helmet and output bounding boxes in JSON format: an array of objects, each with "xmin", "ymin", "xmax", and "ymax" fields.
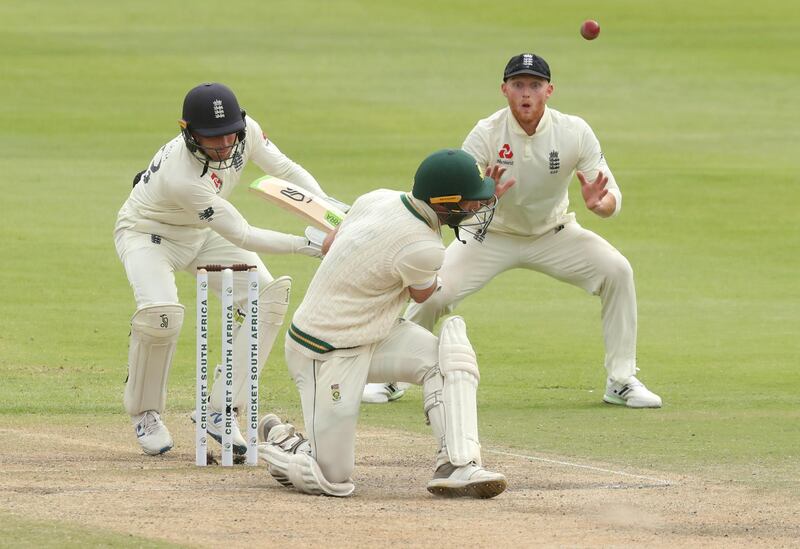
[{"xmin": 179, "ymin": 83, "xmax": 247, "ymax": 170}]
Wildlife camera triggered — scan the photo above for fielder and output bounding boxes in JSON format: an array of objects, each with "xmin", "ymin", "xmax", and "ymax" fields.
[
  {"xmin": 114, "ymin": 83, "xmax": 327, "ymax": 456},
  {"xmin": 370, "ymin": 53, "xmax": 662, "ymax": 408},
  {"xmin": 259, "ymin": 149, "xmax": 514, "ymax": 498}
]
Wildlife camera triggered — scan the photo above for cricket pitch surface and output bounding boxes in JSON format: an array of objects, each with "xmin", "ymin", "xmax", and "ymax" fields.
[{"xmin": 1, "ymin": 418, "xmax": 797, "ymax": 547}]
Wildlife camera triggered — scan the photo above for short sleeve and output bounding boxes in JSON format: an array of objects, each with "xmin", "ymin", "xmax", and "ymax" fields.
[
  {"xmin": 462, "ymin": 123, "xmax": 492, "ymax": 171},
  {"xmin": 392, "ymin": 239, "xmax": 445, "ymax": 289}
]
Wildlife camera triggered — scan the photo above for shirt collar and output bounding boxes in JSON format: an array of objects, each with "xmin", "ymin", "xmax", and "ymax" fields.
[
  {"xmin": 401, "ymin": 193, "xmax": 441, "ymax": 234},
  {"xmin": 507, "ymin": 105, "xmax": 551, "ymax": 137}
]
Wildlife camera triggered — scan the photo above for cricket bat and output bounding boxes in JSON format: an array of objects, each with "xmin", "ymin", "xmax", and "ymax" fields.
[{"xmin": 248, "ymin": 175, "xmax": 347, "ymax": 232}]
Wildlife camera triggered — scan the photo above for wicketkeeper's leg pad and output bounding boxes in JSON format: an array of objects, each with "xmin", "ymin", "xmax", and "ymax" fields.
[
  {"xmin": 438, "ymin": 315, "xmax": 481, "ymax": 467},
  {"xmin": 124, "ymin": 303, "xmax": 184, "ymax": 416}
]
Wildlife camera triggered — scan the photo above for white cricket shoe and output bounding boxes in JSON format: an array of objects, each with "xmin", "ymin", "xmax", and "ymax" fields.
[
  {"xmin": 131, "ymin": 410, "xmax": 173, "ymax": 456},
  {"xmin": 603, "ymin": 376, "xmax": 662, "ymax": 408},
  {"xmin": 361, "ymin": 382, "xmax": 407, "ymax": 404},
  {"xmin": 427, "ymin": 462, "xmax": 507, "ymax": 499},
  {"xmin": 192, "ymin": 406, "xmax": 248, "ymax": 455}
]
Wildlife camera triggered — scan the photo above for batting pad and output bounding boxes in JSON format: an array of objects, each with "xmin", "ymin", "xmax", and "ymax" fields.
[
  {"xmin": 124, "ymin": 303, "xmax": 184, "ymax": 416},
  {"xmin": 438, "ymin": 316, "xmax": 482, "ymax": 467},
  {"xmin": 260, "ymin": 444, "xmax": 354, "ymax": 497}
]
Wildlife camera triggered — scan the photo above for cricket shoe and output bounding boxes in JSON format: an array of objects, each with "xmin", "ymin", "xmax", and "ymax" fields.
[
  {"xmin": 257, "ymin": 414, "xmax": 311, "ymax": 487},
  {"xmin": 132, "ymin": 410, "xmax": 173, "ymax": 456},
  {"xmin": 603, "ymin": 376, "xmax": 662, "ymax": 408},
  {"xmin": 191, "ymin": 407, "xmax": 248, "ymax": 455},
  {"xmin": 361, "ymin": 382, "xmax": 408, "ymax": 404},
  {"xmin": 427, "ymin": 462, "xmax": 507, "ymax": 499}
]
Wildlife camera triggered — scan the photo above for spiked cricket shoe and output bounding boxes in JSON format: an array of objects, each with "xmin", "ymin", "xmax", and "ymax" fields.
[
  {"xmin": 192, "ymin": 407, "xmax": 248, "ymax": 455},
  {"xmin": 604, "ymin": 376, "xmax": 662, "ymax": 408},
  {"xmin": 427, "ymin": 462, "xmax": 507, "ymax": 499},
  {"xmin": 132, "ymin": 410, "xmax": 173, "ymax": 456},
  {"xmin": 361, "ymin": 382, "xmax": 407, "ymax": 404}
]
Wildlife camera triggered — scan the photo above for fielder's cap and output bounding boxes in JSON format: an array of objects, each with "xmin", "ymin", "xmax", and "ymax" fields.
[
  {"xmin": 503, "ymin": 53, "xmax": 551, "ymax": 82},
  {"xmin": 181, "ymin": 82, "xmax": 246, "ymax": 137}
]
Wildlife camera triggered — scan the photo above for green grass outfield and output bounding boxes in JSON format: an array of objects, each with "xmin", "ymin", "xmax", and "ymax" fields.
[{"xmin": 1, "ymin": 0, "xmax": 797, "ymax": 520}]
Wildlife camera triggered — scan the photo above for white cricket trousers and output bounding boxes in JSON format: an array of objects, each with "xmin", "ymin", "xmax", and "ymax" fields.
[
  {"xmin": 284, "ymin": 319, "xmax": 438, "ymax": 484},
  {"xmin": 406, "ymin": 221, "xmax": 638, "ymax": 382},
  {"xmin": 114, "ymin": 228, "xmax": 275, "ymax": 308},
  {"xmin": 114, "ymin": 228, "xmax": 279, "ymax": 411}
]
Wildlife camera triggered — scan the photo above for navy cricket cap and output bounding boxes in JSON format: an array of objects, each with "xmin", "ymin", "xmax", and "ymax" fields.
[{"xmin": 503, "ymin": 53, "xmax": 551, "ymax": 82}]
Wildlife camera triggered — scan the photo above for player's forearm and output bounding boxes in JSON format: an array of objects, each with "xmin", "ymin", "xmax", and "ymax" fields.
[
  {"xmin": 197, "ymin": 195, "xmax": 307, "ymax": 254},
  {"xmin": 408, "ymin": 275, "xmax": 441, "ymax": 303},
  {"xmin": 236, "ymin": 226, "xmax": 308, "ymax": 254},
  {"xmin": 212, "ymin": 214, "xmax": 305, "ymax": 253},
  {"xmin": 590, "ymin": 192, "xmax": 617, "ymax": 218}
]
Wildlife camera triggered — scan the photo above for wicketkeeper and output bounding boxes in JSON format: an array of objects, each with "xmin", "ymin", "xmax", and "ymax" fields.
[{"xmin": 114, "ymin": 83, "xmax": 327, "ymax": 456}]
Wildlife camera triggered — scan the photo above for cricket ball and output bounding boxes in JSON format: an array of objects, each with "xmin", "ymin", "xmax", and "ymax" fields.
[{"xmin": 580, "ymin": 19, "xmax": 600, "ymax": 40}]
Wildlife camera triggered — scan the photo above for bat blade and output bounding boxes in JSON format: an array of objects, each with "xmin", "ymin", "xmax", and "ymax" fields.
[{"xmin": 248, "ymin": 176, "xmax": 346, "ymax": 232}]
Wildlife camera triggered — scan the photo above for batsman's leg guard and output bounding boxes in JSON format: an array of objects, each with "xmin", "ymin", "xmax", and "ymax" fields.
[
  {"xmin": 438, "ymin": 316, "xmax": 481, "ymax": 467},
  {"xmin": 210, "ymin": 276, "xmax": 292, "ymax": 412},
  {"xmin": 124, "ymin": 304, "xmax": 184, "ymax": 416},
  {"xmin": 422, "ymin": 365, "xmax": 448, "ymax": 470}
]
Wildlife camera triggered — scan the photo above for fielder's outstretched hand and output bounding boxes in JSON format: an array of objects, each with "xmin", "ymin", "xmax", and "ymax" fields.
[
  {"xmin": 485, "ymin": 164, "xmax": 516, "ymax": 199},
  {"xmin": 577, "ymin": 170, "xmax": 609, "ymax": 211}
]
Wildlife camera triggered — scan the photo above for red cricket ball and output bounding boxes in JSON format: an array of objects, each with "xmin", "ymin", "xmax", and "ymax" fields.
[{"xmin": 580, "ymin": 19, "xmax": 601, "ymax": 40}]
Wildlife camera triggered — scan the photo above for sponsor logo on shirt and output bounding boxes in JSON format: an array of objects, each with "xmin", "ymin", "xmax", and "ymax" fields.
[
  {"xmin": 210, "ymin": 172, "xmax": 223, "ymax": 192},
  {"xmin": 497, "ymin": 143, "xmax": 514, "ymax": 165},
  {"xmin": 330, "ymin": 384, "xmax": 342, "ymax": 403}
]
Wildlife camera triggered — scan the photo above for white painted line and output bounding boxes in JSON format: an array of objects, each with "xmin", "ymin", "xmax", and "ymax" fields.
[{"xmin": 487, "ymin": 448, "xmax": 673, "ymax": 486}]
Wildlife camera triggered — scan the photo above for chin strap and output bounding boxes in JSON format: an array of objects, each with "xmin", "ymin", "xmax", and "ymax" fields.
[
  {"xmin": 200, "ymin": 160, "xmax": 209, "ymax": 177},
  {"xmin": 452, "ymin": 225, "xmax": 466, "ymax": 244}
]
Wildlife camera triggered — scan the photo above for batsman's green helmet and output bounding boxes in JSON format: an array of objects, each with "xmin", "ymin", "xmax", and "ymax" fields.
[{"xmin": 412, "ymin": 149, "xmax": 495, "ymax": 204}]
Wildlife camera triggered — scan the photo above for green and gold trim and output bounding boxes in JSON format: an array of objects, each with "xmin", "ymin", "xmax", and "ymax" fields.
[
  {"xmin": 288, "ymin": 323, "xmax": 337, "ymax": 353},
  {"xmin": 401, "ymin": 194, "xmax": 434, "ymax": 229}
]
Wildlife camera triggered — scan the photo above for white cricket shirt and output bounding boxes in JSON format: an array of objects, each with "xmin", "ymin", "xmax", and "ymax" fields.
[
  {"xmin": 288, "ymin": 190, "xmax": 445, "ymax": 355},
  {"xmin": 463, "ymin": 106, "xmax": 621, "ymax": 237},
  {"xmin": 115, "ymin": 115, "xmax": 324, "ymax": 253}
]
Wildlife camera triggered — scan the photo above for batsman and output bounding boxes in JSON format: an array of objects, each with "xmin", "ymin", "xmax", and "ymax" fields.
[{"xmin": 259, "ymin": 149, "xmax": 514, "ymax": 498}]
